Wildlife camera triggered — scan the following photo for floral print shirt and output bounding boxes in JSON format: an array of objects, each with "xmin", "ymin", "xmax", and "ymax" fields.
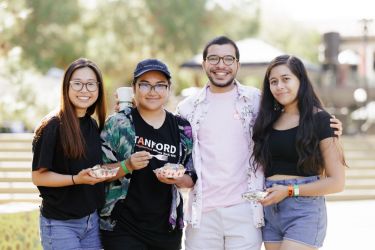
[
  {"xmin": 99, "ymin": 107, "xmax": 196, "ymax": 231},
  {"xmin": 176, "ymin": 81, "xmax": 265, "ymax": 228}
]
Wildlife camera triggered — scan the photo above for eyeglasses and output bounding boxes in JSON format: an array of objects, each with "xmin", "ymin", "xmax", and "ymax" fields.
[
  {"xmin": 69, "ymin": 80, "xmax": 99, "ymax": 92},
  {"xmin": 205, "ymin": 55, "xmax": 238, "ymax": 66},
  {"xmin": 138, "ymin": 82, "xmax": 169, "ymax": 94}
]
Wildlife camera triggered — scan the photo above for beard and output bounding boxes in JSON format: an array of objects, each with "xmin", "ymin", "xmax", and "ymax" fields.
[{"xmin": 207, "ymin": 75, "xmax": 235, "ymax": 88}]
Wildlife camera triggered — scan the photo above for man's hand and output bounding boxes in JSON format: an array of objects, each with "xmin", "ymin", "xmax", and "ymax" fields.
[{"xmin": 330, "ymin": 116, "xmax": 343, "ymax": 136}]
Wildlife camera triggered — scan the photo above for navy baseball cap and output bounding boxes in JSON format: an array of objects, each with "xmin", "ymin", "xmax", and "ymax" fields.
[{"xmin": 133, "ymin": 59, "xmax": 171, "ymax": 79}]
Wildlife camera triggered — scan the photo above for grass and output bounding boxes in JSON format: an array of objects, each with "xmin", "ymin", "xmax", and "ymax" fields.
[{"xmin": 0, "ymin": 210, "xmax": 41, "ymax": 250}]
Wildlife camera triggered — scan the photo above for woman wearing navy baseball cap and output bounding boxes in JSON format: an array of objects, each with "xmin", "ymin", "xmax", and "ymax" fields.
[{"xmin": 99, "ymin": 59, "xmax": 197, "ymax": 250}]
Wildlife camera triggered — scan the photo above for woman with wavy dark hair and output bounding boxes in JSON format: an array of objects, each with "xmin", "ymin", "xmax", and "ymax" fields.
[
  {"xmin": 252, "ymin": 55, "xmax": 346, "ymax": 250},
  {"xmin": 32, "ymin": 58, "xmax": 108, "ymax": 249}
]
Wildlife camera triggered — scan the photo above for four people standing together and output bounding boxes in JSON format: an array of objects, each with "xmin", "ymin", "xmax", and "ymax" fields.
[{"xmin": 32, "ymin": 36, "xmax": 345, "ymax": 250}]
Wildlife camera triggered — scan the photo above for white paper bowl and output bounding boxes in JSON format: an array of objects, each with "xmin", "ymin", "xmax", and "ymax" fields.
[
  {"xmin": 242, "ymin": 190, "xmax": 268, "ymax": 202},
  {"xmin": 153, "ymin": 163, "xmax": 186, "ymax": 178},
  {"xmin": 89, "ymin": 165, "xmax": 119, "ymax": 178}
]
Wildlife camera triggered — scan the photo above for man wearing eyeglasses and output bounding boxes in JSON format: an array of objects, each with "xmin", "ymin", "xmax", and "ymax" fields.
[
  {"xmin": 177, "ymin": 36, "xmax": 343, "ymax": 250},
  {"xmin": 176, "ymin": 36, "xmax": 264, "ymax": 250}
]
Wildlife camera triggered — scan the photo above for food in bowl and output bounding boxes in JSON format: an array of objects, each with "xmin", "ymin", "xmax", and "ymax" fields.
[
  {"xmin": 89, "ymin": 164, "xmax": 119, "ymax": 178},
  {"xmin": 153, "ymin": 163, "xmax": 186, "ymax": 178},
  {"xmin": 242, "ymin": 190, "xmax": 268, "ymax": 202}
]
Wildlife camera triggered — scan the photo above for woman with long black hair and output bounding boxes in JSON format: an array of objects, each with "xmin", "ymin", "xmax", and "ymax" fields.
[
  {"xmin": 253, "ymin": 55, "xmax": 346, "ymax": 250},
  {"xmin": 32, "ymin": 58, "xmax": 108, "ymax": 250}
]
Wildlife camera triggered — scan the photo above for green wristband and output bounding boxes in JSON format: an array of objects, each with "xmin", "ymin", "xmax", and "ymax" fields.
[
  {"xmin": 120, "ymin": 160, "xmax": 131, "ymax": 175},
  {"xmin": 293, "ymin": 184, "xmax": 300, "ymax": 196}
]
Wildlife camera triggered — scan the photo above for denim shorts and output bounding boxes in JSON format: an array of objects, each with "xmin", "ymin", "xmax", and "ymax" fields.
[
  {"xmin": 262, "ymin": 176, "xmax": 327, "ymax": 248},
  {"xmin": 40, "ymin": 210, "xmax": 102, "ymax": 250}
]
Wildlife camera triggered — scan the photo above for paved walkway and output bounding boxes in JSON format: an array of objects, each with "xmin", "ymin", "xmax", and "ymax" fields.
[
  {"xmin": 321, "ymin": 200, "xmax": 375, "ymax": 250},
  {"xmin": 1, "ymin": 200, "xmax": 374, "ymax": 249}
]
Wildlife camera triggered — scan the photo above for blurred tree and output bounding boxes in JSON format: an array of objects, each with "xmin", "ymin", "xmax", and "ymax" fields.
[
  {"xmin": 11, "ymin": 0, "xmax": 84, "ymax": 71},
  {"xmin": 143, "ymin": 0, "xmax": 260, "ymax": 94},
  {"xmin": 260, "ymin": 20, "xmax": 321, "ymax": 63},
  {"xmin": 205, "ymin": 0, "xmax": 260, "ymax": 41},
  {"xmin": 0, "ymin": 0, "xmax": 28, "ymax": 57},
  {"xmin": 144, "ymin": 0, "xmax": 207, "ymax": 57},
  {"xmin": 3, "ymin": 0, "xmax": 261, "ymax": 80},
  {"xmin": 0, "ymin": 54, "xmax": 56, "ymax": 131}
]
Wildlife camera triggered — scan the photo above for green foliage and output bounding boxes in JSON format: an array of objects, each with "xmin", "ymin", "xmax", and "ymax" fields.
[
  {"xmin": 260, "ymin": 20, "xmax": 321, "ymax": 63},
  {"xmin": 205, "ymin": 0, "xmax": 260, "ymax": 41},
  {"xmin": 0, "ymin": 55, "xmax": 57, "ymax": 131},
  {"xmin": 0, "ymin": 0, "xmax": 27, "ymax": 56},
  {"xmin": 11, "ymin": 0, "xmax": 84, "ymax": 71},
  {"xmin": 0, "ymin": 2, "xmax": 335, "ymax": 130},
  {"xmin": 3, "ymin": 0, "xmax": 261, "ymax": 81},
  {"xmin": 144, "ymin": 0, "xmax": 207, "ymax": 56},
  {"xmin": 0, "ymin": 210, "xmax": 41, "ymax": 250}
]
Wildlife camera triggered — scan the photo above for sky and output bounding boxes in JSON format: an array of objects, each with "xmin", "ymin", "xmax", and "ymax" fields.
[
  {"xmin": 261, "ymin": 0, "xmax": 374, "ymax": 36},
  {"xmin": 83, "ymin": 0, "xmax": 374, "ymax": 37},
  {"xmin": 214, "ymin": 0, "xmax": 375, "ymax": 36}
]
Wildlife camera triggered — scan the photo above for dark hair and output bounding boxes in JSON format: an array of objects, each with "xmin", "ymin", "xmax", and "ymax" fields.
[
  {"xmin": 202, "ymin": 36, "xmax": 240, "ymax": 61},
  {"xmin": 35, "ymin": 58, "xmax": 107, "ymax": 159},
  {"xmin": 253, "ymin": 55, "xmax": 340, "ymax": 175}
]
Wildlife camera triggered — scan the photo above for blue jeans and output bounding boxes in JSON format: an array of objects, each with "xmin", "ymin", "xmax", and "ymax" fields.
[
  {"xmin": 262, "ymin": 176, "xmax": 327, "ymax": 248},
  {"xmin": 40, "ymin": 210, "xmax": 102, "ymax": 250}
]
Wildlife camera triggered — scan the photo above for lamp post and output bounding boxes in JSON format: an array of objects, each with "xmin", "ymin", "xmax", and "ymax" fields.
[{"xmin": 359, "ymin": 18, "xmax": 373, "ymax": 104}]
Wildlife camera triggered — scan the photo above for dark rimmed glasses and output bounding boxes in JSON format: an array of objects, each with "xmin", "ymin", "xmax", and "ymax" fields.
[
  {"xmin": 205, "ymin": 55, "xmax": 238, "ymax": 66},
  {"xmin": 69, "ymin": 80, "xmax": 100, "ymax": 92},
  {"xmin": 138, "ymin": 82, "xmax": 169, "ymax": 94}
]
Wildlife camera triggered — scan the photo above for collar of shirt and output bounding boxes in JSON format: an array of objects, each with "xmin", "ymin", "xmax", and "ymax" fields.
[{"xmin": 195, "ymin": 80, "xmax": 251, "ymax": 105}]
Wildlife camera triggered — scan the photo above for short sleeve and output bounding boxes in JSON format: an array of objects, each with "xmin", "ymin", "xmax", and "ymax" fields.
[
  {"xmin": 100, "ymin": 112, "xmax": 135, "ymax": 164},
  {"xmin": 32, "ymin": 118, "xmax": 59, "ymax": 171},
  {"xmin": 314, "ymin": 111, "xmax": 337, "ymax": 141}
]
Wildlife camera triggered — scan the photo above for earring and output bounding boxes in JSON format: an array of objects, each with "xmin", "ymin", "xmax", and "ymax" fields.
[{"xmin": 273, "ymin": 100, "xmax": 281, "ymax": 111}]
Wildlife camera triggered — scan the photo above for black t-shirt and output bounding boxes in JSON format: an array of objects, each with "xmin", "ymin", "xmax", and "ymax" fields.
[
  {"xmin": 266, "ymin": 111, "xmax": 337, "ymax": 177},
  {"xmin": 32, "ymin": 115, "xmax": 105, "ymax": 220},
  {"xmin": 114, "ymin": 108, "xmax": 182, "ymax": 248}
]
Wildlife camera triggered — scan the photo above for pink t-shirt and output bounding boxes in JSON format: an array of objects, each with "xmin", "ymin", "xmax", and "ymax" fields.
[{"xmin": 198, "ymin": 87, "xmax": 249, "ymax": 212}]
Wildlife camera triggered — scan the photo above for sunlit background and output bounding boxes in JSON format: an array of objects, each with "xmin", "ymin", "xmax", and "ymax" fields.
[
  {"xmin": 0, "ymin": 0, "xmax": 374, "ymax": 249},
  {"xmin": 1, "ymin": 0, "xmax": 374, "ymax": 133}
]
